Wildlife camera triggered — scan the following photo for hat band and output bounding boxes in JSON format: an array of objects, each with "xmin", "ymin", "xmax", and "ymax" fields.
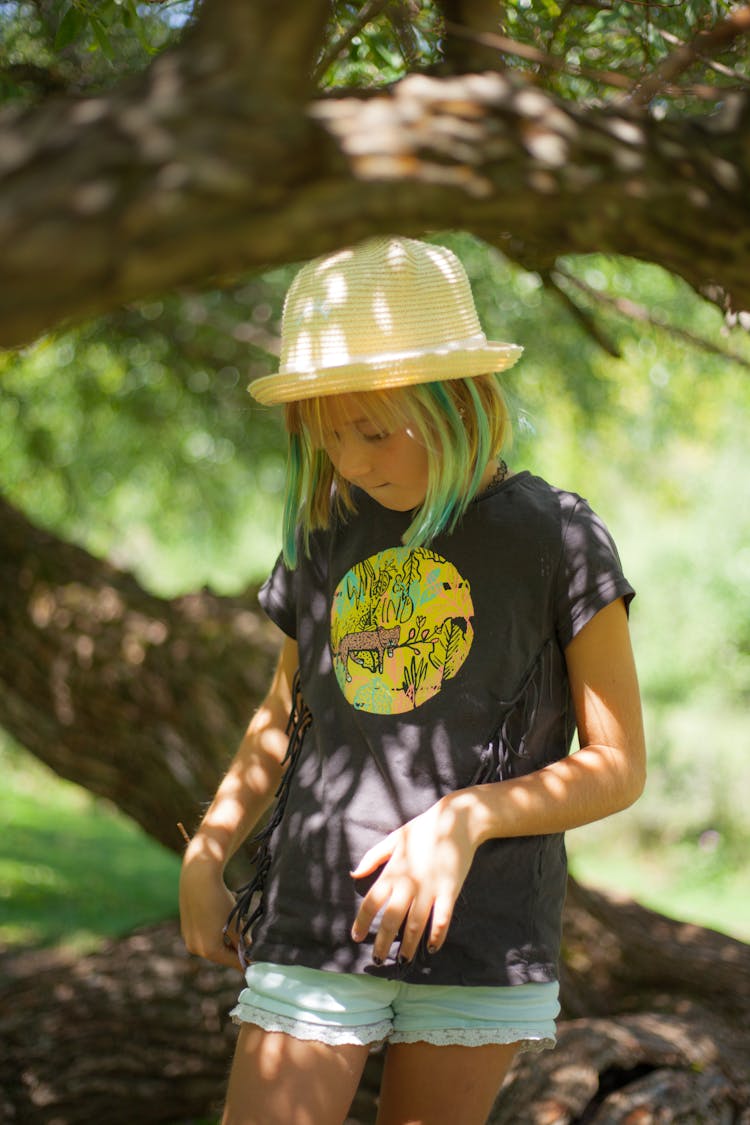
[
  {"xmin": 281, "ymin": 333, "xmax": 490, "ymax": 375},
  {"xmin": 250, "ymin": 341, "xmax": 523, "ymax": 404}
]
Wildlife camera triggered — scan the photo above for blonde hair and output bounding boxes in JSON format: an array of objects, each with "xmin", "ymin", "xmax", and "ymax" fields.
[{"xmin": 282, "ymin": 374, "xmax": 510, "ymax": 565}]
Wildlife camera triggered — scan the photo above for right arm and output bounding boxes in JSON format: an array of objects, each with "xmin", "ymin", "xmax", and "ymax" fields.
[{"xmin": 179, "ymin": 633, "xmax": 299, "ymax": 970}]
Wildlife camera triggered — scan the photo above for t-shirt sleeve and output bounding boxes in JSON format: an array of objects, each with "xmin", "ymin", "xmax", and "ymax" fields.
[
  {"xmin": 555, "ymin": 497, "xmax": 635, "ymax": 650},
  {"xmin": 257, "ymin": 551, "xmax": 298, "ymax": 639}
]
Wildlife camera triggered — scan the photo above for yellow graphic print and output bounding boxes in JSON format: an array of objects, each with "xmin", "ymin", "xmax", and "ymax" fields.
[{"xmin": 331, "ymin": 546, "xmax": 474, "ymax": 713}]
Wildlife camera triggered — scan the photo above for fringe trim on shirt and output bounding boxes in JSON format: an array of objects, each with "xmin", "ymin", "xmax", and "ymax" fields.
[
  {"xmin": 469, "ymin": 638, "xmax": 556, "ymax": 786},
  {"xmin": 224, "ymin": 669, "xmax": 312, "ymax": 968}
]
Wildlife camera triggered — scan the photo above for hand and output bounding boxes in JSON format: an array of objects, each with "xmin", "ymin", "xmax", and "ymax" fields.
[
  {"xmin": 179, "ymin": 839, "xmax": 245, "ymax": 972},
  {"xmin": 349, "ymin": 793, "xmax": 481, "ymax": 964}
]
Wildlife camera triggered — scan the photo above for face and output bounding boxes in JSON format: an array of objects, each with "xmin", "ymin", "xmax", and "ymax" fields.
[{"xmin": 319, "ymin": 395, "xmax": 430, "ymax": 511}]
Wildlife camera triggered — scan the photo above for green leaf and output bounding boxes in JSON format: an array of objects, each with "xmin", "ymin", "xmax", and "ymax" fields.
[
  {"xmin": 54, "ymin": 5, "xmax": 87, "ymax": 50},
  {"xmin": 90, "ymin": 15, "xmax": 115, "ymax": 59},
  {"xmin": 126, "ymin": 1, "xmax": 157, "ymax": 55}
]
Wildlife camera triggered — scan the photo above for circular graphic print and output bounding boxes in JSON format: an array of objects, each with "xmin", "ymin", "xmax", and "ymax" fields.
[{"xmin": 330, "ymin": 546, "xmax": 474, "ymax": 714}]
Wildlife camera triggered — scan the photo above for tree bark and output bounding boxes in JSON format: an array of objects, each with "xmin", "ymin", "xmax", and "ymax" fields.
[
  {"xmin": 2, "ymin": 0, "xmax": 750, "ymax": 350},
  {"xmin": 1, "ymin": 886, "xmax": 747, "ymax": 1125},
  {"xmin": 0, "ymin": 494, "xmax": 277, "ymax": 854}
]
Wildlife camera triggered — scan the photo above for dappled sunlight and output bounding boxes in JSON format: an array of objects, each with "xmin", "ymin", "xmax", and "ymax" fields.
[
  {"xmin": 27, "ymin": 579, "xmax": 172, "ymax": 716},
  {"xmin": 372, "ymin": 291, "xmax": 393, "ymax": 332},
  {"xmin": 253, "ymin": 236, "xmax": 521, "ymax": 405}
]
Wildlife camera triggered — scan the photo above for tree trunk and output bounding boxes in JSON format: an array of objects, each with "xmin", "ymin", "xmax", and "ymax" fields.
[
  {"xmin": 2, "ymin": 0, "xmax": 750, "ymax": 349},
  {"xmin": 0, "ymin": 494, "xmax": 277, "ymax": 854},
  {"xmin": 1, "ymin": 885, "xmax": 747, "ymax": 1124}
]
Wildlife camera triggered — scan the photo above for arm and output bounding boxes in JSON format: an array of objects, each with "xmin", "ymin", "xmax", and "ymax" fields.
[
  {"xmin": 351, "ymin": 598, "xmax": 646, "ymax": 962},
  {"xmin": 460, "ymin": 597, "xmax": 646, "ymax": 842},
  {"xmin": 179, "ymin": 633, "xmax": 299, "ymax": 969}
]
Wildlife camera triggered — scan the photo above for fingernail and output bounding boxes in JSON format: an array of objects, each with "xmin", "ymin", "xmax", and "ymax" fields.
[
  {"xmin": 372, "ymin": 954, "xmax": 383, "ymax": 966},
  {"xmin": 427, "ymin": 944, "xmax": 438, "ymax": 955}
]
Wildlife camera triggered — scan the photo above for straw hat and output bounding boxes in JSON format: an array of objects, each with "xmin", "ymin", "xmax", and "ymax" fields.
[{"xmin": 248, "ymin": 236, "xmax": 523, "ymax": 404}]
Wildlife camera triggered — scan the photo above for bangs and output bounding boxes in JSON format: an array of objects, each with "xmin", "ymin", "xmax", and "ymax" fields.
[{"xmin": 286, "ymin": 389, "xmax": 414, "ymax": 448}]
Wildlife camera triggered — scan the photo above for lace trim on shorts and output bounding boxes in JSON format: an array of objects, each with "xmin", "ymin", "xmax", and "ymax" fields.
[
  {"xmin": 390, "ymin": 1028, "xmax": 556, "ymax": 1052},
  {"xmin": 231, "ymin": 1002, "xmax": 555, "ymax": 1052},
  {"xmin": 230, "ymin": 1003, "xmax": 392, "ymax": 1047}
]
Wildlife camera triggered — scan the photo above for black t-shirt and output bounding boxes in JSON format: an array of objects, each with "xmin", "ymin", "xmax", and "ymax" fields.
[{"xmin": 249, "ymin": 471, "xmax": 634, "ymax": 986}]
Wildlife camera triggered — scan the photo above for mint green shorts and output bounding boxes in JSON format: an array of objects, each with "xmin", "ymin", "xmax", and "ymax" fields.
[{"xmin": 230, "ymin": 962, "xmax": 558, "ymax": 1052}]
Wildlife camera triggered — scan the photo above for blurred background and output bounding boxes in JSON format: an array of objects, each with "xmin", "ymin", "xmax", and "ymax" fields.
[
  {"xmin": 2, "ymin": 234, "xmax": 749, "ymax": 955},
  {"xmin": 1, "ymin": 0, "xmax": 748, "ymax": 963}
]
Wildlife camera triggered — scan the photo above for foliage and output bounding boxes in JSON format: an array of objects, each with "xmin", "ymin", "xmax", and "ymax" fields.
[
  {"xmin": 0, "ymin": 274, "xmax": 296, "ymax": 593},
  {"xmin": 0, "ymin": 0, "xmax": 192, "ymax": 103},
  {"xmin": 53, "ymin": 0, "xmax": 197, "ymax": 57},
  {"xmin": 318, "ymin": 1, "xmax": 442, "ymax": 88},
  {"xmin": 503, "ymin": 0, "xmax": 747, "ymax": 111}
]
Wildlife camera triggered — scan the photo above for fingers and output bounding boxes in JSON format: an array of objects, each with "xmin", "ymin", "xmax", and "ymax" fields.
[
  {"xmin": 351, "ymin": 879, "xmax": 457, "ymax": 965},
  {"xmin": 349, "ymin": 801, "xmax": 473, "ymax": 965},
  {"xmin": 365, "ymin": 887, "xmax": 415, "ymax": 964},
  {"xmin": 425, "ymin": 893, "xmax": 455, "ymax": 955},
  {"xmin": 399, "ymin": 890, "xmax": 456, "ymax": 961},
  {"xmin": 350, "ymin": 873, "xmax": 393, "ymax": 945},
  {"xmin": 397, "ymin": 894, "xmax": 433, "ymax": 962},
  {"xmin": 350, "ymin": 833, "xmax": 396, "ymax": 878}
]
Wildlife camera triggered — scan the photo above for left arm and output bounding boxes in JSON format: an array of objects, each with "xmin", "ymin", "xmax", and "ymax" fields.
[{"xmin": 351, "ymin": 598, "xmax": 646, "ymax": 962}]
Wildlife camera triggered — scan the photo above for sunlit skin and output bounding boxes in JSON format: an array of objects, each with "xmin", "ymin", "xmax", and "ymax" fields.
[
  {"xmin": 179, "ymin": 396, "xmax": 647, "ymax": 1125},
  {"xmin": 320, "ymin": 394, "xmax": 500, "ymax": 510}
]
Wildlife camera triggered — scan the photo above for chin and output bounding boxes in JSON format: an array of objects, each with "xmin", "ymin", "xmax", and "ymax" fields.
[{"xmin": 366, "ymin": 489, "xmax": 422, "ymax": 512}]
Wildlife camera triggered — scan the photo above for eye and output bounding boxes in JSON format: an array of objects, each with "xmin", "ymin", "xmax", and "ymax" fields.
[{"xmin": 359, "ymin": 427, "xmax": 390, "ymax": 443}]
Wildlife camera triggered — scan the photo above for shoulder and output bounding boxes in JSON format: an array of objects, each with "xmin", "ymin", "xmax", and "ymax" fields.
[
  {"xmin": 479, "ymin": 473, "xmax": 625, "ymax": 578},
  {"xmin": 482, "ymin": 471, "xmax": 588, "ymax": 535}
]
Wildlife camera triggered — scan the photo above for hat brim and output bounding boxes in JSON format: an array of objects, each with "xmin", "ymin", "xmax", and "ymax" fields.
[{"xmin": 248, "ymin": 342, "xmax": 523, "ymax": 405}]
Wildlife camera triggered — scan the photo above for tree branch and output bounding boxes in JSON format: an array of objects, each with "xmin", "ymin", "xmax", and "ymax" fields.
[
  {"xmin": 543, "ymin": 269, "xmax": 622, "ymax": 358},
  {"xmin": 193, "ymin": 0, "xmax": 330, "ymax": 96},
  {"xmin": 2, "ymin": 15, "xmax": 750, "ymax": 349},
  {"xmin": 629, "ymin": 5, "xmax": 750, "ymax": 107},
  {"xmin": 443, "ymin": 21, "xmax": 635, "ymax": 90},
  {"xmin": 553, "ymin": 266, "xmax": 750, "ymax": 370},
  {"xmin": 658, "ymin": 27, "xmax": 750, "ymax": 88}
]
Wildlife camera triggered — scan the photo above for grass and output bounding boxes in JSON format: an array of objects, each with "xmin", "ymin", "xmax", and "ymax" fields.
[
  {"xmin": 567, "ymin": 695, "xmax": 750, "ymax": 942},
  {"xmin": 0, "ymin": 740, "xmax": 181, "ymax": 954},
  {"xmin": 567, "ymin": 813, "xmax": 750, "ymax": 940}
]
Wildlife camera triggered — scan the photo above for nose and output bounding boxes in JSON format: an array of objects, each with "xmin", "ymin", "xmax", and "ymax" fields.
[{"xmin": 334, "ymin": 431, "xmax": 373, "ymax": 483}]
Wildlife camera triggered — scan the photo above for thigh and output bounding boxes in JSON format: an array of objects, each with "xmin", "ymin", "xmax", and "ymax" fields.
[
  {"xmin": 376, "ymin": 1040, "xmax": 519, "ymax": 1125},
  {"xmin": 222, "ymin": 1023, "xmax": 370, "ymax": 1125}
]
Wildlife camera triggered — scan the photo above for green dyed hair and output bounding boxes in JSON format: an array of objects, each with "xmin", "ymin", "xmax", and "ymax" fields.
[{"xmin": 281, "ymin": 374, "xmax": 511, "ymax": 566}]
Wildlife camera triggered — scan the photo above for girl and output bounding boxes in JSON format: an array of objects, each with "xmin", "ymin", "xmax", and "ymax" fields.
[{"xmin": 179, "ymin": 236, "xmax": 646, "ymax": 1125}]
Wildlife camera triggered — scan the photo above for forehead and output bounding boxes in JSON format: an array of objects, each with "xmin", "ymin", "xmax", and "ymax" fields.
[
  {"xmin": 299, "ymin": 389, "xmax": 410, "ymax": 440},
  {"xmin": 321, "ymin": 393, "xmax": 372, "ymax": 426}
]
